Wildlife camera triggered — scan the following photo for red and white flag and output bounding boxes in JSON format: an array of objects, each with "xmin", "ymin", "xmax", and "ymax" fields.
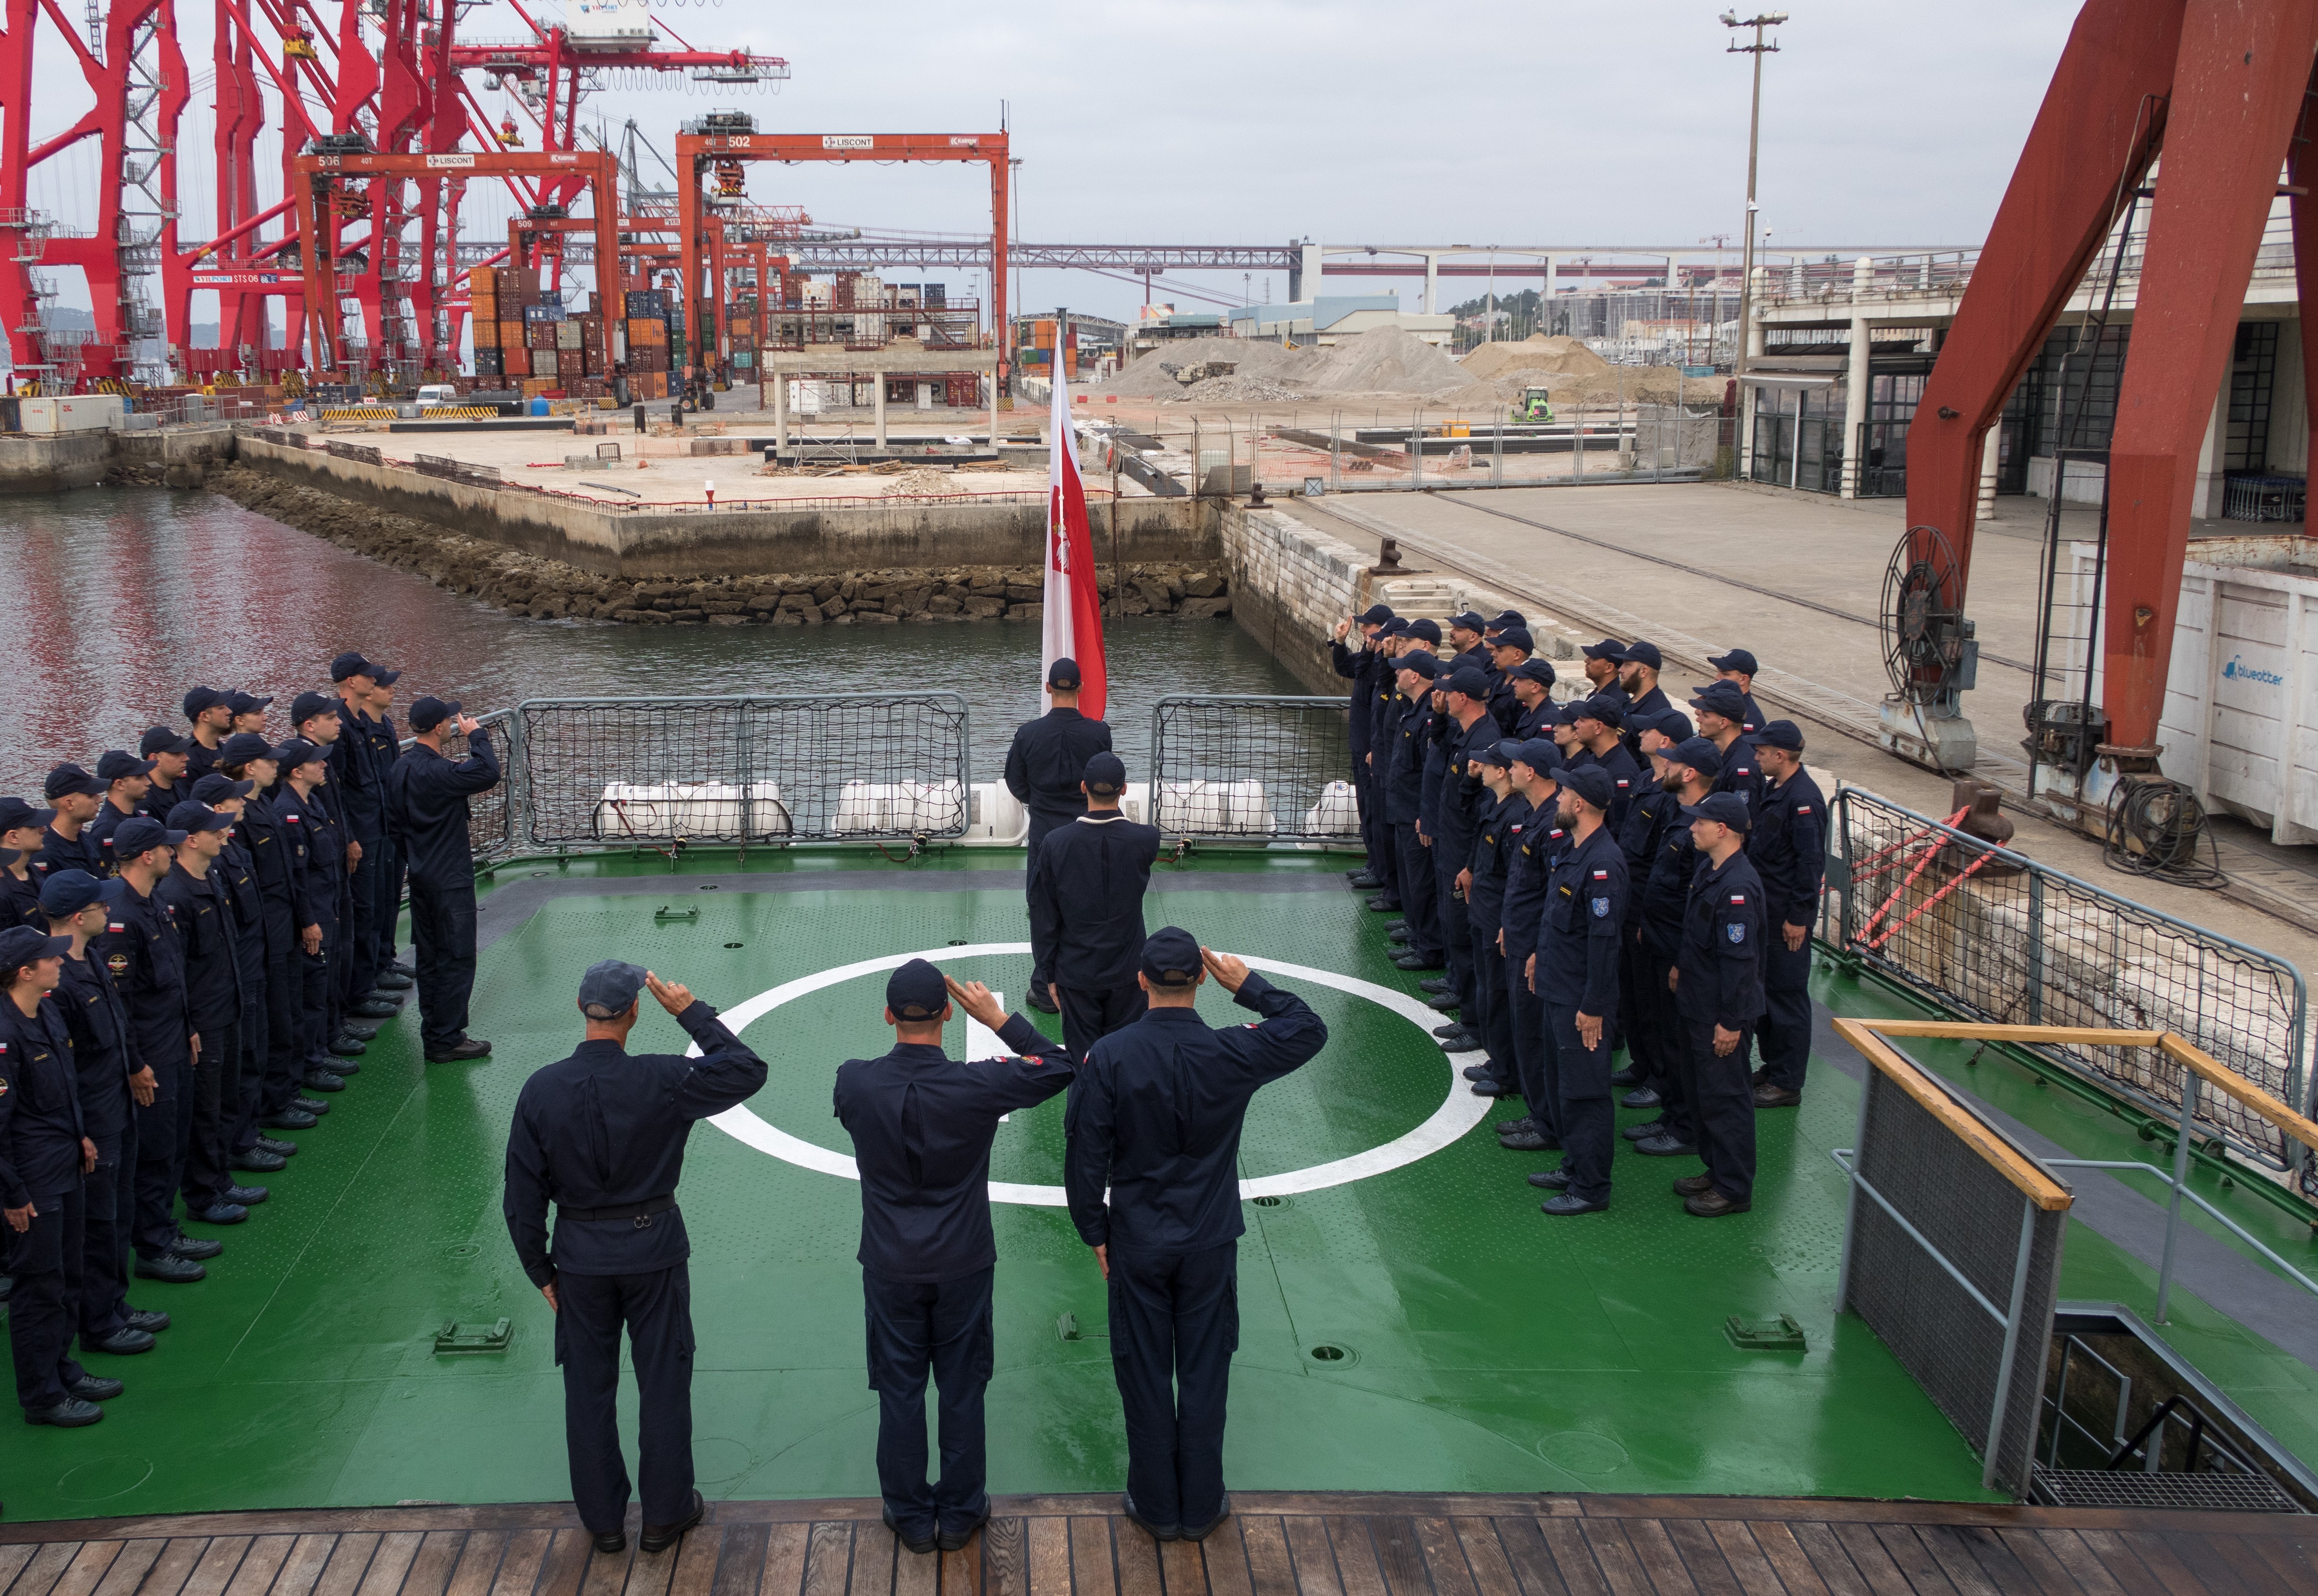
[{"xmin": 1043, "ymin": 369, "xmax": 1106, "ymax": 718}]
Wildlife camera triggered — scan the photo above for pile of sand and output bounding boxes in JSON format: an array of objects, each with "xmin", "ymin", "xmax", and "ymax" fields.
[
  {"xmin": 883, "ymin": 467, "xmax": 955, "ymax": 496},
  {"xmin": 1459, "ymin": 334, "xmax": 1611, "ymax": 381},
  {"xmin": 1174, "ymin": 374, "xmax": 1310, "ymax": 404},
  {"xmin": 1092, "ymin": 326, "xmax": 1475, "ymax": 402}
]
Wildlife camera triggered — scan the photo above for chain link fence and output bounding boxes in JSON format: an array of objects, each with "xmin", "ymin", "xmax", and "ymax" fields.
[
  {"xmin": 425, "ymin": 695, "xmax": 972, "ymax": 855},
  {"xmin": 1824, "ymin": 785, "xmax": 2311, "ymax": 1187},
  {"xmin": 1147, "ymin": 696, "xmax": 1357, "ymax": 843}
]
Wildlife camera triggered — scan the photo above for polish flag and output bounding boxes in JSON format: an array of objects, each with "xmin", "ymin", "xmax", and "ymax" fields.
[{"xmin": 1043, "ymin": 365, "xmax": 1106, "ymax": 718}]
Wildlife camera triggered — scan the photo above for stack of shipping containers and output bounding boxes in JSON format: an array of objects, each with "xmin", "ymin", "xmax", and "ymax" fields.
[{"xmin": 626, "ymin": 288, "xmax": 671, "ymax": 401}]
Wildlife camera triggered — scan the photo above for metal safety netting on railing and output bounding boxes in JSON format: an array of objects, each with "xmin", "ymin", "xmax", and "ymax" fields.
[
  {"xmin": 1147, "ymin": 696, "xmax": 1358, "ymax": 844},
  {"xmin": 1826, "ymin": 785, "xmax": 2311, "ymax": 1183},
  {"xmin": 509, "ymin": 695, "xmax": 972, "ymax": 845}
]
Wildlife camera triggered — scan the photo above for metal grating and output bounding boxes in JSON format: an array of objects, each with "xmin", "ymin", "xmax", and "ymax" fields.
[
  {"xmin": 1829, "ymin": 786, "xmax": 2311, "ymax": 1187},
  {"xmin": 1148, "ymin": 695, "xmax": 1356, "ymax": 843},
  {"xmin": 1842, "ymin": 1060, "xmax": 2067, "ymax": 1497},
  {"xmin": 2030, "ymin": 1468, "xmax": 2302, "ymax": 1513}
]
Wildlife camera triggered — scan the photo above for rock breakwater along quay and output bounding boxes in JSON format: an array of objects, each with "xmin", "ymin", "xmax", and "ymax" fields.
[{"xmin": 205, "ymin": 462, "xmax": 1231, "ymax": 627}]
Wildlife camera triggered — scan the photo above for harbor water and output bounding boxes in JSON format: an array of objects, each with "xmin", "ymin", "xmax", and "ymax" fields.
[{"xmin": 0, "ymin": 487, "xmax": 1304, "ymax": 789}]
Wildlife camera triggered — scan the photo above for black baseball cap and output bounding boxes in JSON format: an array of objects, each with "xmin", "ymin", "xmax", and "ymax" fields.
[
  {"xmin": 1689, "ymin": 681, "xmax": 1748, "ymax": 719},
  {"xmin": 1489, "ymin": 609, "xmax": 1527, "ymax": 631},
  {"xmin": 225, "ymin": 691, "xmax": 274, "ymax": 717},
  {"xmin": 1510, "ymin": 659, "xmax": 1556, "ymax": 688},
  {"xmin": 167, "ymin": 802, "xmax": 235, "ymax": 834},
  {"xmin": 1445, "ymin": 666, "xmax": 1492, "ymax": 700},
  {"xmin": 274, "ymin": 738, "xmax": 328, "ymax": 770},
  {"xmin": 1494, "ymin": 627, "xmax": 1535, "ymax": 655},
  {"xmin": 1046, "ymin": 658, "xmax": 1081, "ymax": 691},
  {"xmin": 580, "ymin": 959, "xmax": 650, "ymax": 1019},
  {"xmin": 1670, "ymin": 736, "xmax": 1724, "ymax": 778},
  {"xmin": 1574, "ymin": 696, "xmax": 1624, "ymax": 730},
  {"xmin": 1621, "ymin": 640, "xmax": 1664, "ymax": 671},
  {"xmin": 1581, "ymin": 637, "xmax": 1626, "ymax": 662},
  {"xmin": 191, "ymin": 774, "xmax": 255, "ymax": 804},
  {"xmin": 1756, "ymin": 719, "xmax": 1804, "ymax": 752},
  {"xmin": 1561, "ymin": 765, "xmax": 1613, "ymax": 811},
  {"xmin": 1406, "ymin": 618, "xmax": 1442, "ymax": 645},
  {"xmin": 219, "ymin": 731, "xmax": 278, "ymax": 764},
  {"xmin": 1084, "ymin": 752, "xmax": 1126, "ymax": 795},
  {"xmin": 408, "ymin": 697, "xmax": 462, "ymax": 732},
  {"xmin": 1358, "ymin": 603, "xmax": 1394, "ymax": 625},
  {"xmin": 291, "ymin": 691, "xmax": 341, "ymax": 727},
  {"xmin": 1511, "ymin": 738, "xmax": 1561, "ymax": 775},
  {"xmin": 1398, "ymin": 650, "xmax": 1439, "ymax": 679},
  {"xmin": 1448, "ymin": 610, "xmax": 1487, "ymax": 633},
  {"xmin": 111, "ymin": 817, "xmax": 187, "ymax": 858},
  {"xmin": 0, "ymin": 924, "xmax": 70, "ymax": 971},
  {"xmin": 183, "ymin": 685, "xmax": 226, "ymax": 720},
  {"xmin": 1140, "ymin": 927, "xmax": 1203, "ymax": 987},
  {"xmin": 1470, "ymin": 742, "xmax": 1512, "ymax": 769},
  {"xmin": 1377, "ymin": 617, "xmax": 1410, "ymax": 640},
  {"xmin": 1646, "ymin": 710, "xmax": 1696, "ymax": 746},
  {"xmin": 44, "ymin": 763, "xmax": 105, "ymax": 800},
  {"xmin": 94, "ymin": 750, "xmax": 155, "ymax": 783},
  {"xmin": 37, "ymin": 869, "xmax": 106, "ymax": 918},
  {"xmin": 0, "ymin": 796, "xmax": 41, "ymax": 831},
  {"xmin": 1709, "ymin": 648, "xmax": 1759, "ymax": 676},
  {"xmin": 1681, "ymin": 793, "xmax": 1753, "ymax": 831},
  {"xmin": 331, "ymin": 651, "xmax": 398, "ymax": 683},
  {"xmin": 884, "ymin": 957, "xmax": 947, "ymax": 1021}
]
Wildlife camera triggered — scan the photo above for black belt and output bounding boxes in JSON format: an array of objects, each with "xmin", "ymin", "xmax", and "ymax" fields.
[{"xmin": 557, "ymin": 1195, "xmax": 677, "ymax": 1227}]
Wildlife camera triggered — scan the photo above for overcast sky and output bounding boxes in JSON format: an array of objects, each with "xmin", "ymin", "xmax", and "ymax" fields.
[
  {"xmin": 592, "ymin": 0, "xmax": 2085, "ymax": 320},
  {"xmin": 18, "ymin": 0, "xmax": 2088, "ymax": 326}
]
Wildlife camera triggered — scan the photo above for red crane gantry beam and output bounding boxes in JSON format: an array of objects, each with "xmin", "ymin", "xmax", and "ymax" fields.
[
  {"xmin": 289, "ymin": 146, "xmax": 618, "ymax": 374},
  {"xmin": 670, "ymin": 130, "xmax": 1008, "ymax": 391},
  {"xmin": 1905, "ymin": 0, "xmax": 2318, "ymax": 760}
]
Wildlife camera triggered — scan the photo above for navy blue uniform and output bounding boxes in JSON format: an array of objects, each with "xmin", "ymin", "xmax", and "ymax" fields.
[
  {"xmin": 185, "ymin": 738, "xmax": 224, "ymax": 783},
  {"xmin": 387, "ymin": 731, "xmax": 501, "ymax": 1053},
  {"xmin": 1028, "ymin": 812, "xmax": 1162, "ymax": 1057},
  {"xmin": 354, "ymin": 709, "xmax": 405, "ymax": 978},
  {"xmin": 288, "ymin": 784, "xmax": 346, "ymax": 1064},
  {"xmin": 1432, "ymin": 713, "xmax": 1492, "ymax": 1022},
  {"xmin": 1749, "ymin": 768, "xmax": 1826, "ymax": 1094},
  {"xmin": 1620, "ymin": 684, "xmax": 1672, "ymax": 760},
  {"xmin": 1333, "ymin": 638, "xmax": 1387, "ymax": 878},
  {"xmin": 1363, "ymin": 673, "xmax": 1403, "ymax": 907},
  {"xmin": 94, "ymin": 879, "xmax": 190, "ymax": 1261},
  {"xmin": 237, "ymin": 791, "xmax": 306, "ymax": 1115},
  {"xmin": 212, "ymin": 834, "xmax": 272, "ymax": 1150},
  {"xmin": 1466, "ymin": 793, "xmax": 1524, "ymax": 1089},
  {"xmin": 1638, "ymin": 804, "xmax": 1702, "ymax": 1144},
  {"xmin": 1675, "ymin": 851, "xmax": 1767, "ymax": 1202},
  {"xmin": 0, "ymin": 866, "xmax": 39, "ymax": 934},
  {"xmin": 1709, "ymin": 735, "xmax": 1764, "ymax": 823},
  {"xmin": 1003, "ymin": 708, "xmax": 1113, "ymax": 994},
  {"xmin": 834, "ymin": 1011, "xmax": 1072, "ymax": 1540},
  {"xmin": 1537, "ymin": 825, "xmax": 1626, "ymax": 1204},
  {"xmin": 1735, "ymin": 688, "xmax": 1766, "ymax": 736},
  {"xmin": 137, "ymin": 777, "xmax": 188, "ymax": 821},
  {"xmin": 1063, "ymin": 974, "xmax": 1326, "ymax": 1532},
  {"xmin": 1502, "ymin": 802, "xmax": 1565, "ymax": 1134},
  {"xmin": 1384, "ymin": 694, "xmax": 1441, "ymax": 962},
  {"xmin": 328, "ymin": 714, "xmax": 386, "ymax": 1006},
  {"xmin": 33, "ymin": 824, "xmax": 101, "ymax": 889},
  {"xmin": 158, "ymin": 861, "xmax": 242, "ymax": 1214},
  {"xmin": 1615, "ymin": 777, "xmax": 1680, "ymax": 1095},
  {"xmin": 52, "ymin": 950, "xmax": 137, "ymax": 1343},
  {"xmin": 503, "ymin": 998, "xmax": 767, "ymax": 1536},
  {"xmin": 0, "ymin": 992, "xmax": 89, "ymax": 1413},
  {"xmin": 87, "ymin": 800, "xmax": 143, "ymax": 877}
]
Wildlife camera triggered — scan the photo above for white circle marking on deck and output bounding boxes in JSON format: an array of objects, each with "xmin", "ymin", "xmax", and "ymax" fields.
[{"xmin": 699, "ymin": 941, "xmax": 1490, "ymax": 1206}]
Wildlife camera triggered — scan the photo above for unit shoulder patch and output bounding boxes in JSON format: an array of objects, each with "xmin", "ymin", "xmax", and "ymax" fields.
[
  {"xmin": 1591, "ymin": 896, "xmax": 1611, "ymax": 917},
  {"xmin": 1727, "ymin": 923, "xmax": 1747, "ymax": 944},
  {"xmin": 106, "ymin": 953, "xmax": 129, "ymax": 975}
]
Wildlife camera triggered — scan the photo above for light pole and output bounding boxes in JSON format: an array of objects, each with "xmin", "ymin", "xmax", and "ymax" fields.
[{"xmin": 1722, "ymin": 10, "xmax": 1786, "ymax": 384}]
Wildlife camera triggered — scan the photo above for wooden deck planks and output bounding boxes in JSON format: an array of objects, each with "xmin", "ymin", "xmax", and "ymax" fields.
[{"xmin": 0, "ymin": 1497, "xmax": 2309, "ymax": 1596}]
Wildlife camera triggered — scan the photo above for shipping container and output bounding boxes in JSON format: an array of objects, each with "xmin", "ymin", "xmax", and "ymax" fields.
[
  {"xmin": 473, "ymin": 348, "xmax": 504, "ymax": 378},
  {"xmin": 555, "ymin": 321, "xmax": 583, "ymax": 351},
  {"xmin": 633, "ymin": 371, "xmax": 667, "ymax": 400},
  {"xmin": 534, "ymin": 348, "xmax": 559, "ymax": 378},
  {"xmin": 625, "ymin": 289, "xmax": 669, "ymax": 318},
  {"xmin": 501, "ymin": 346, "xmax": 530, "ymax": 377},
  {"xmin": 524, "ymin": 302, "xmax": 565, "ymax": 324},
  {"xmin": 18, "ymin": 394, "xmax": 125, "ymax": 434},
  {"xmin": 472, "ymin": 317, "xmax": 500, "ymax": 350}
]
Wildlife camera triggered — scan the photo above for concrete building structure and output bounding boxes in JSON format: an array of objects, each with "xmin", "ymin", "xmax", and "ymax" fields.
[
  {"xmin": 1739, "ymin": 206, "xmax": 2307, "ymax": 519},
  {"xmin": 1221, "ymin": 295, "xmax": 1454, "ymax": 346}
]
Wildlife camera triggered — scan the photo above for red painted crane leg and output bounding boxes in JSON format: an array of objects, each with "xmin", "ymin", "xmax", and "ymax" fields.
[
  {"xmin": 2102, "ymin": 4, "xmax": 2318, "ymax": 752},
  {"xmin": 2288, "ymin": 62, "xmax": 2318, "ymax": 508},
  {"xmin": 1904, "ymin": 0, "xmax": 2182, "ymax": 594}
]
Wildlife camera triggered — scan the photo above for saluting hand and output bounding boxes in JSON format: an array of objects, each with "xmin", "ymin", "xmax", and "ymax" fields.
[
  {"xmin": 455, "ymin": 713, "xmax": 482, "ymax": 737},
  {"xmin": 944, "ymin": 974, "xmax": 1008, "ymax": 1032},
  {"xmin": 644, "ymin": 972, "xmax": 693, "ymax": 1014},
  {"xmin": 1200, "ymin": 948, "xmax": 1249, "ymax": 992},
  {"xmin": 1333, "ymin": 617, "xmax": 1353, "ymax": 642}
]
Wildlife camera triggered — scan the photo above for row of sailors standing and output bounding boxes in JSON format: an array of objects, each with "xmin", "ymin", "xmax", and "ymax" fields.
[
  {"xmin": 0, "ymin": 655, "xmax": 504, "ymax": 1429},
  {"xmin": 1333, "ymin": 609, "xmax": 1823, "ymax": 1216}
]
